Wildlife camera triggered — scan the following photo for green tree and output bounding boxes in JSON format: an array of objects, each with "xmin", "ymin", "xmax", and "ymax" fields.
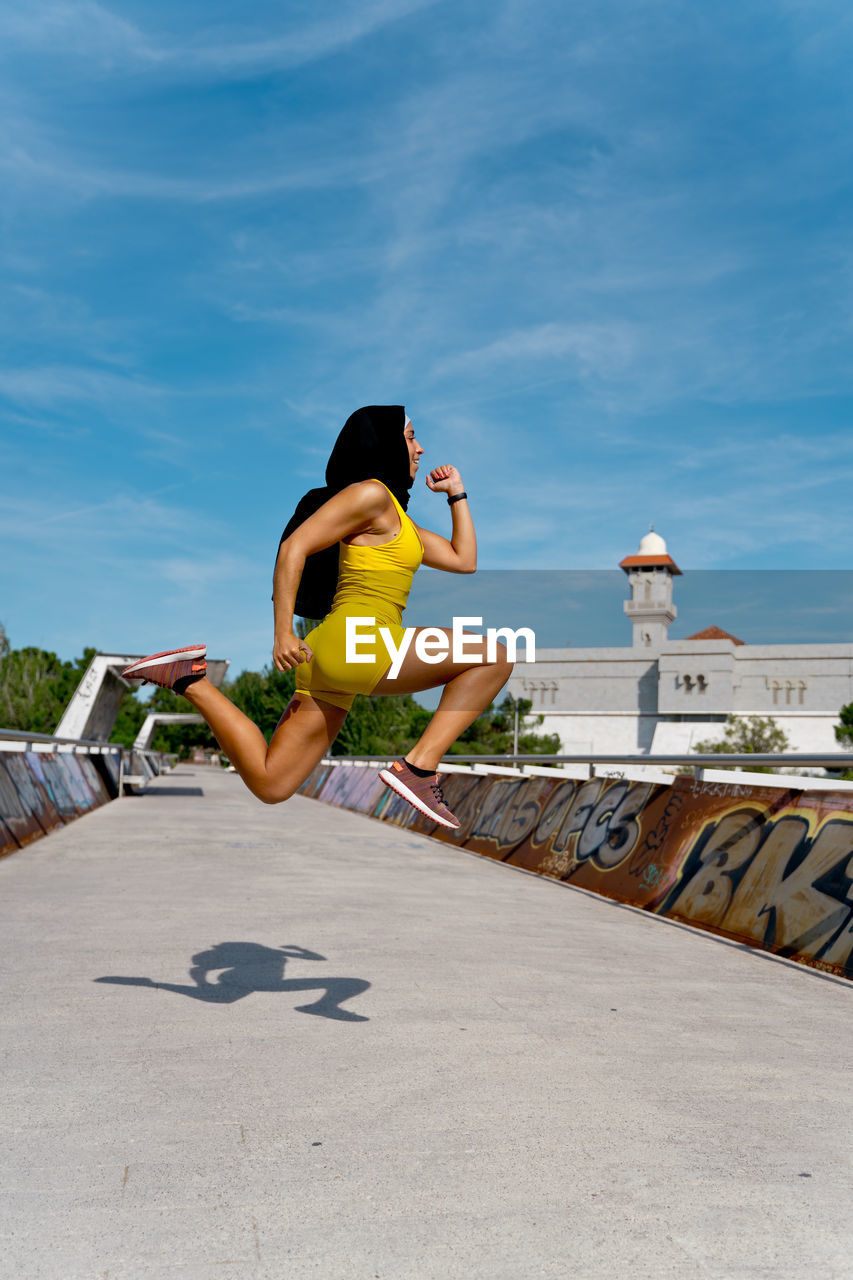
[
  {"xmin": 0, "ymin": 626, "xmax": 95, "ymax": 735},
  {"xmin": 448, "ymin": 694, "xmax": 561, "ymax": 757},
  {"xmin": 833, "ymin": 703, "xmax": 853, "ymax": 779},
  {"xmin": 330, "ymin": 692, "xmax": 561, "ymax": 759},
  {"xmin": 108, "ymin": 687, "xmax": 147, "ymax": 748},
  {"xmin": 331, "ymin": 693, "xmax": 429, "ymax": 756},
  {"xmin": 690, "ymin": 715, "xmax": 790, "ymax": 772},
  {"xmin": 835, "ymin": 703, "xmax": 853, "ymax": 748}
]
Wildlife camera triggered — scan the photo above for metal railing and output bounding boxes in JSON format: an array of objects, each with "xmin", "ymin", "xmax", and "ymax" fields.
[
  {"xmin": 0, "ymin": 727, "xmax": 123, "ymax": 751},
  {"xmin": 3, "ymin": 728, "xmax": 848, "ymax": 785},
  {"xmin": 0, "ymin": 728, "xmax": 175, "ymax": 795},
  {"xmin": 322, "ymin": 752, "xmax": 853, "ymax": 780},
  {"xmin": 0, "ymin": 727, "xmax": 128, "ymax": 795}
]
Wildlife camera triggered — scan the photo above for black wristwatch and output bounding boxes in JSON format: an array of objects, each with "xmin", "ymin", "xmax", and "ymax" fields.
[{"xmin": 447, "ymin": 491, "xmax": 468, "ymax": 505}]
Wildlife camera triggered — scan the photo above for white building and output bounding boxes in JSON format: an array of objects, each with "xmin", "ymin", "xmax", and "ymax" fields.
[{"xmin": 509, "ymin": 529, "xmax": 853, "ymax": 756}]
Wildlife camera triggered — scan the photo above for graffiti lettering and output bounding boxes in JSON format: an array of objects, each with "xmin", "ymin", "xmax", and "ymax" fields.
[
  {"xmin": 577, "ymin": 782, "xmax": 654, "ymax": 870},
  {"xmin": 532, "ymin": 781, "xmax": 579, "ymax": 849},
  {"xmin": 630, "ymin": 791, "xmax": 685, "ymax": 878},
  {"xmin": 723, "ymin": 816, "xmax": 853, "ymax": 957},
  {"xmin": 690, "ymin": 780, "xmax": 750, "ymax": 799},
  {"xmin": 665, "ymin": 808, "xmax": 766, "ymax": 925},
  {"xmin": 470, "ymin": 781, "xmax": 524, "ymax": 842},
  {"xmin": 553, "ymin": 779, "xmax": 604, "ymax": 857},
  {"xmin": 668, "ymin": 808, "xmax": 853, "ymax": 968},
  {"xmin": 537, "ymin": 779, "xmax": 655, "ymax": 876},
  {"xmin": 498, "ymin": 793, "xmax": 545, "ymax": 848}
]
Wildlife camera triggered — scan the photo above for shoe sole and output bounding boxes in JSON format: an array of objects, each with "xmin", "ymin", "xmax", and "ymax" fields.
[
  {"xmin": 122, "ymin": 645, "xmax": 206, "ymax": 677},
  {"xmin": 378, "ymin": 768, "xmax": 460, "ymax": 830}
]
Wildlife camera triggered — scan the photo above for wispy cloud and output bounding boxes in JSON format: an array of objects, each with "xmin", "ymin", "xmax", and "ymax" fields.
[
  {"xmin": 0, "ymin": 364, "xmax": 160, "ymax": 408},
  {"xmin": 0, "ymin": 0, "xmax": 443, "ymax": 76},
  {"xmin": 0, "ymin": 3, "xmax": 155, "ymax": 64},
  {"xmin": 0, "ymin": 136, "xmax": 366, "ymax": 205},
  {"xmin": 434, "ymin": 322, "xmax": 639, "ymax": 381},
  {"xmin": 0, "ymin": 489, "xmax": 210, "ymax": 544}
]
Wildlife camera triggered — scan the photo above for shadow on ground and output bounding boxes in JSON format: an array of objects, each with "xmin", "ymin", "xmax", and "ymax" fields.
[
  {"xmin": 95, "ymin": 942, "xmax": 370, "ymax": 1021},
  {"xmin": 142, "ymin": 786, "xmax": 205, "ymax": 797}
]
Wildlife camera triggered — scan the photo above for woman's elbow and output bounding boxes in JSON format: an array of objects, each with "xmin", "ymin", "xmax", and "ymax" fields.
[{"xmin": 277, "ymin": 537, "xmax": 307, "ymax": 567}]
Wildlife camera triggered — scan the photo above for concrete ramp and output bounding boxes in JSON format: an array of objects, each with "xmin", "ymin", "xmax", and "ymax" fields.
[{"xmin": 1, "ymin": 768, "xmax": 851, "ymax": 1279}]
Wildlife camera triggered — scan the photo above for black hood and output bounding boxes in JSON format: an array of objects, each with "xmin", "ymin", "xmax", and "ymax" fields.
[
  {"xmin": 275, "ymin": 405, "xmax": 412, "ymax": 621},
  {"xmin": 325, "ymin": 405, "xmax": 412, "ymax": 510}
]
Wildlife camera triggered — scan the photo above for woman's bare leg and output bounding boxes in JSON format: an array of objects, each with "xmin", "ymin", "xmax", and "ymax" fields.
[
  {"xmin": 181, "ymin": 679, "xmax": 347, "ymax": 804},
  {"xmin": 370, "ymin": 629, "xmax": 513, "ymax": 771}
]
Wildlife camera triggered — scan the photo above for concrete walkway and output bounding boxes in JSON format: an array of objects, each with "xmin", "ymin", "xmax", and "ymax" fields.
[{"xmin": 1, "ymin": 767, "xmax": 851, "ymax": 1280}]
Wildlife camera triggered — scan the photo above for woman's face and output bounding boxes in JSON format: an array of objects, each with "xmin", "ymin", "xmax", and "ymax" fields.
[{"xmin": 404, "ymin": 420, "xmax": 424, "ymax": 480}]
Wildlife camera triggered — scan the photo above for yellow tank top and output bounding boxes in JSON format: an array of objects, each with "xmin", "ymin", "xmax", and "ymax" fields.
[{"xmin": 330, "ymin": 480, "xmax": 423, "ymax": 625}]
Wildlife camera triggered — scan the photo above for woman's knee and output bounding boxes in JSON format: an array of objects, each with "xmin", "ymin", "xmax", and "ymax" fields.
[
  {"xmin": 255, "ymin": 777, "xmax": 298, "ymax": 805},
  {"xmin": 463, "ymin": 635, "xmax": 513, "ymax": 676},
  {"xmin": 488, "ymin": 641, "xmax": 514, "ymax": 678}
]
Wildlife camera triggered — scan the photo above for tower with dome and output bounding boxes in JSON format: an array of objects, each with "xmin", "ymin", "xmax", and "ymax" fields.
[
  {"xmin": 619, "ymin": 525, "xmax": 681, "ymax": 650},
  {"xmin": 507, "ymin": 527, "xmax": 853, "ymax": 760}
]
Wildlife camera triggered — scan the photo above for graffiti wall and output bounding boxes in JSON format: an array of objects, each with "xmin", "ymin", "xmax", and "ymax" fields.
[
  {"xmin": 300, "ymin": 766, "xmax": 853, "ymax": 980},
  {"xmin": 0, "ymin": 751, "xmax": 117, "ymax": 857}
]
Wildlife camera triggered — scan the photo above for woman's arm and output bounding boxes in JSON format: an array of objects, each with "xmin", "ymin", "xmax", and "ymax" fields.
[
  {"xmin": 272, "ymin": 480, "xmax": 390, "ymax": 670},
  {"xmin": 413, "ymin": 464, "xmax": 476, "ymax": 574}
]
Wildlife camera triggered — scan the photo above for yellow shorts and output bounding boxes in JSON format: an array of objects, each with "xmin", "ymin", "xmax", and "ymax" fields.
[{"xmin": 294, "ymin": 611, "xmax": 406, "ymax": 712}]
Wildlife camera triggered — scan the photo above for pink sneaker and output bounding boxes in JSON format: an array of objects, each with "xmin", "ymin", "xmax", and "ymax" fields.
[
  {"xmin": 121, "ymin": 644, "xmax": 207, "ymax": 689},
  {"xmin": 378, "ymin": 758, "xmax": 461, "ymax": 830}
]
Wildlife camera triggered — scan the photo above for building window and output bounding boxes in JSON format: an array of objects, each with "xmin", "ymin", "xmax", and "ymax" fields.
[{"xmin": 766, "ymin": 677, "xmax": 806, "ymax": 706}]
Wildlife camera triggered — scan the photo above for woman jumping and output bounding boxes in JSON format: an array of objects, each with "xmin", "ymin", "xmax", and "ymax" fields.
[{"xmin": 122, "ymin": 405, "xmax": 513, "ymax": 829}]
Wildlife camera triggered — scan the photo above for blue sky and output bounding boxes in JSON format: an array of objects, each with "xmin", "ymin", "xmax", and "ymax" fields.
[{"xmin": 2, "ymin": 0, "xmax": 852, "ymax": 677}]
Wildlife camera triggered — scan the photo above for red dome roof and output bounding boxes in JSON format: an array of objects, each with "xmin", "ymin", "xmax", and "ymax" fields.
[
  {"xmin": 619, "ymin": 553, "xmax": 682, "ymax": 575},
  {"xmin": 685, "ymin": 625, "xmax": 745, "ymax": 645}
]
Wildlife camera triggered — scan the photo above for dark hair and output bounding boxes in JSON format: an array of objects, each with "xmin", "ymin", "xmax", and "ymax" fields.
[{"xmin": 275, "ymin": 405, "xmax": 413, "ymax": 620}]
